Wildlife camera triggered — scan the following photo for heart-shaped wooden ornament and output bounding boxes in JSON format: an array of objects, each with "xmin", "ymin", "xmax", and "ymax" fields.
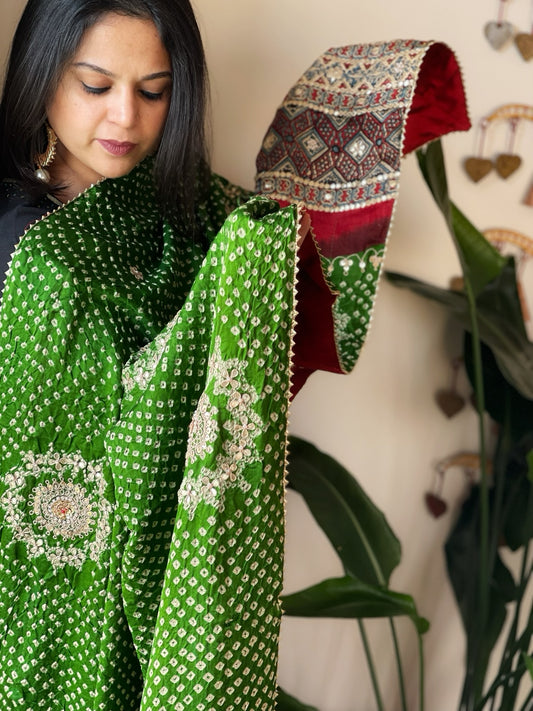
[
  {"xmin": 435, "ymin": 389, "xmax": 466, "ymax": 418},
  {"xmin": 484, "ymin": 21, "xmax": 514, "ymax": 50},
  {"xmin": 495, "ymin": 153, "xmax": 522, "ymax": 179},
  {"xmin": 515, "ymin": 33, "xmax": 533, "ymax": 60},
  {"xmin": 464, "ymin": 157, "xmax": 493, "ymax": 183},
  {"xmin": 449, "ymin": 275, "xmax": 464, "ymax": 291},
  {"xmin": 425, "ymin": 492, "xmax": 448, "ymax": 518}
]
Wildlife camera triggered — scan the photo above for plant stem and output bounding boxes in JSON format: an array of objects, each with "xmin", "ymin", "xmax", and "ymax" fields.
[
  {"xmin": 476, "ymin": 668, "xmax": 525, "ymax": 710},
  {"xmin": 488, "ymin": 401, "xmax": 514, "ymax": 711},
  {"xmin": 518, "ymin": 688, "xmax": 533, "ymax": 711},
  {"xmin": 488, "ymin": 400, "xmax": 509, "ymax": 574},
  {"xmin": 388, "ymin": 619, "xmax": 408, "ymax": 711},
  {"xmin": 461, "ymin": 279, "xmax": 490, "ymax": 711},
  {"xmin": 499, "ymin": 541, "xmax": 529, "ymax": 672},
  {"xmin": 474, "ymin": 540, "xmax": 533, "ymax": 711},
  {"xmin": 358, "ymin": 620, "xmax": 384, "ymax": 711},
  {"xmin": 417, "ymin": 631, "xmax": 425, "ymax": 711}
]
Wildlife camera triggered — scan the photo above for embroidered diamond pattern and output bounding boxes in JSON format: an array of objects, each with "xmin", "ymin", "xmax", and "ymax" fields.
[{"xmin": 256, "ymin": 40, "xmax": 428, "ymax": 210}]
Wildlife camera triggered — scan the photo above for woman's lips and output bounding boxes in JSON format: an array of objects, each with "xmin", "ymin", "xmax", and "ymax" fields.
[{"xmin": 97, "ymin": 139, "xmax": 136, "ymax": 156}]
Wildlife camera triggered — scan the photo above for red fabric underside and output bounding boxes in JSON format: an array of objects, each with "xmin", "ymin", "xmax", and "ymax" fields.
[
  {"xmin": 403, "ymin": 42, "xmax": 471, "ymax": 155},
  {"xmin": 306, "ymin": 201, "xmax": 394, "ymax": 259},
  {"xmin": 291, "ymin": 230, "xmax": 339, "ymax": 397}
]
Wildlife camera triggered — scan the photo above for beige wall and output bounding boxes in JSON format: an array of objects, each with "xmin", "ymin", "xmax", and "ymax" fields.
[
  {"xmin": 2, "ymin": 1, "xmax": 532, "ymax": 709},
  {"xmin": 0, "ymin": 3, "xmax": 23, "ymax": 73}
]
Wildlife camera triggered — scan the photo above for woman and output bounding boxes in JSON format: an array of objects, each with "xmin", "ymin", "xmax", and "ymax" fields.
[
  {"xmin": 0, "ymin": 1, "xmax": 470, "ymax": 709},
  {"xmin": 0, "ymin": 0, "xmax": 209, "ymax": 210}
]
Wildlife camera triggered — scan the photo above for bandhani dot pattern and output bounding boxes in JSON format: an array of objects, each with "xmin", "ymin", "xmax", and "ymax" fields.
[{"xmin": 0, "ymin": 157, "xmax": 299, "ymax": 709}]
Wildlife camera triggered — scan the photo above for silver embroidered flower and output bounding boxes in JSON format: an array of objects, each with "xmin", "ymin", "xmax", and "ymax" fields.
[
  {"xmin": 0, "ymin": 448, "xmax": 113, "ymax": 571},
  {"xmin": 186, "ymin": 393, "xmax": 220, "ymax": 465},
  {"xmin": 178, "ymin": 337, "xmax": 267, "ymax": 519}
]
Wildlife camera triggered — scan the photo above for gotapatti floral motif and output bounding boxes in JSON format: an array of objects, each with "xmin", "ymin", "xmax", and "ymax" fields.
[
  {"xmin": 0, "ymin": 449, "xmax": 112, "ymax": 571},
  {"xmin": 179, "ymin": 336, "xmax": 266, "ymax": 519}
]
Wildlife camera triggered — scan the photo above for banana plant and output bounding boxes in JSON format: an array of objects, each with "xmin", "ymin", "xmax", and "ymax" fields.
[
  {"xmin": 387, "ymin": 140, "xmax": 533, "ymax": 711},
  {"xmin": 277, "ymin": 436, "xmax": 429, "ymax": 711}
]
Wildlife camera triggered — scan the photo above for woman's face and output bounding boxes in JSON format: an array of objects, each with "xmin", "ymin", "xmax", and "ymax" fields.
[{"xmin": 47, "ymin": 13, "xmax": 172, "ymax": 199}]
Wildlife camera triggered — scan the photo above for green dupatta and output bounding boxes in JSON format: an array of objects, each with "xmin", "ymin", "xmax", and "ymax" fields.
[{"xmin": 0, "ymin": 159, "xmax": 300, "ymax": 710}]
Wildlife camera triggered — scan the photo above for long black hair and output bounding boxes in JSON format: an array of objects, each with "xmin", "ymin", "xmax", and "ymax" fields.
[{"xmin": 0, "ymin": 0, "xmax": 210, "ymax": 214}]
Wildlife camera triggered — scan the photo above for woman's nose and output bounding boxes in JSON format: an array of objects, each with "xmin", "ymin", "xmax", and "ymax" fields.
[{"xmin": 108, "ymin": 88, "xmax": 137, "ymax": 128}]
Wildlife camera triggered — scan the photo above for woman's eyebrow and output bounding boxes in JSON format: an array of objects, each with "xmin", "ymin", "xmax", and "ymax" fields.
[{"xmin": 73, "ymin": 62, "xmax": 172, "ymax": 81}]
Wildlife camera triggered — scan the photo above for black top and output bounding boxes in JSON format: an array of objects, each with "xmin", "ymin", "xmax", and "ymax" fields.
[{"xmin": 0, "ymin": 181, "xmax": 57, "ymax": 290}]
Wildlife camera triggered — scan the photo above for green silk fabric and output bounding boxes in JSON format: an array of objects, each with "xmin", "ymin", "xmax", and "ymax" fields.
[{"xmin": 0, "ymin": 160, "xmax": 299, "ymax": 710}]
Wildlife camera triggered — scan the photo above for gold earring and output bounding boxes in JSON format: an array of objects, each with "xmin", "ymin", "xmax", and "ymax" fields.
[{"xmin": 34, "ymin": 124, "xmax": 58, "ymax": 182}]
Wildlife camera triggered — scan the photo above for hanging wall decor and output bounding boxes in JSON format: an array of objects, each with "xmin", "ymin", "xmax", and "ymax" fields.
[
  {"xmin": 484, "ymin": 0, "xmax": 533, "ymax": 58},
  {"xmin": 434, "ymin": 357, "xmax": 466, "ymax": 418},
  {"xmin": 483, "ymin": 228, "xmax": 533, "ymax": 325},
  {"xmin": 514, "ymin": 0, "xmax": 533, "ymax": 59},
  {"xmin": 485, "ymin": 0, "xmax": 515, "ymax": 49},
  {"xmin": 463, "ymin": 103, "xmax": 533, "ymax": 183},
  {"xmin": 425, "ymin": 452, "xmax": 489, "ymax": 518},
  {"xmin": 464, "ymin": 119, "xmax": 493, "ymax": 182},
  {"xmin": 495, "ymin": 117, "xmax": 521, "ymax": 177}
]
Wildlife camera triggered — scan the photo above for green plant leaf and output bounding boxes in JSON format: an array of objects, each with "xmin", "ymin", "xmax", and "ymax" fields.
[
  {"xmin": 522, "ymin": 653, "xmax": 533, "ymax": 680},
  {"xmin": 287, "ymin": 436, "xmax": 400, "ymax": 586},
  {"xmin": 462, "ymin": 335, "xmax": 533, "ymax": 442},
  {"xmin": 445, "ymin": 485, "xmax": 515, "ymax": 698},
  {"xmin": 527, "ymin": 450, "xmax": 533, "ymax": 483},
  {"xmin": 500, "ymin": 438, "xmax": 533, "ymax": 551},
  {"xmin": 416, "ymin": 140, "xmax": 451, "ymax": 225},
  {"xmin": 386, "ymin": 269, "xmax": 533, "ymax": 400},
  {"xmin": 450, "ymin": 203, "xmax": 506, "ymax": 296},
  {"xmin": 445, "ymin": 486, "xmax": 517, "ymax": 621},
  {"xmin": 276, "ymin": 688, "xmax": 320, "ymax": 711},
  {"xmin": 281, "ymin": 576, "xmax": 429, "ymax": 634},
  {"xmin": 413, "ymin": 143, "xmax": 532, "ymax": 396},
  {"xmin": 386, "ymin": 270, "xmax": 469, "ymax": 312},
  {"xmin": 417, "ymin": 143, "xmax": 506, "ymax": 295},
  {"xmin": 474, "ymin": 260, "xmax": 533, "ymax": 397}
]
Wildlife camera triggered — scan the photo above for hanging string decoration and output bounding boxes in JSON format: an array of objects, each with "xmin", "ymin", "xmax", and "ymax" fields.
[
  {"xmin": 514, "ymin": 0, "xmax": 533, "ymax": 59},
  {"xmin": 434, "ymin": 357, "xmax": 466, "ymax": 418},
  {"xmin": 484, "ymin": 0, "xmax": 533, "ymax": 59},
  {"xmin": 483, "ymin": 228, "xmax": 533, "ymax": 326},
  {"xmin": 425, "ymin": 453, "xmax": 491, "ymax": 518},
  {"xmin": 495, "ymin": 117, "xmax": 522, "ymax": 177},
  {"xmin": 463, "ymin": 104, "xmax": 533, "ymax": 183},
  {"xmin": 464, "ymin": 119, "xmax": 493, "ymax": 182},
  {"xmin": 484, "ymin": 0, "xmax": 515, "ymax": 49}
]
